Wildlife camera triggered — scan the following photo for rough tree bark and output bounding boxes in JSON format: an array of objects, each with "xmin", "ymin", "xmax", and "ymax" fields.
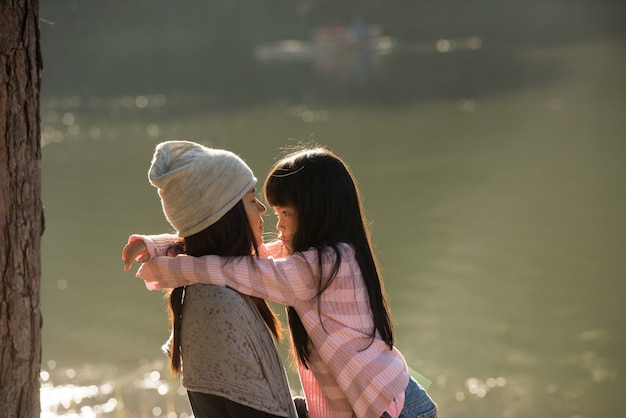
[{"xmin": 0, "ymin": 1, "xmax": 44, "ymax": 417}]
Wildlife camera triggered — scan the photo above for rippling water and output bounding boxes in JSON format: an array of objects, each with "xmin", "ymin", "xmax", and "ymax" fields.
[{"xmin": 39, "ymin": 37, "xmax": 625, "ymax": 417}]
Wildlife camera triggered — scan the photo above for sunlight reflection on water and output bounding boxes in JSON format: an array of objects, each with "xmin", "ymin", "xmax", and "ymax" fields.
[
  {"xmin": 41, "ymin": 94, "xmax": 168, "ymax": 147},
  {"xmin": 40, "ymin": 361, "xmax": 192, "ymax": 418}
]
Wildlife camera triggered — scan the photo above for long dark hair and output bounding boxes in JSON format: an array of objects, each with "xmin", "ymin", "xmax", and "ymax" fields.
[
  {"xmin": 264, "ymin": 147, "xmax": 394, "ymax": 367},
  {"xmin": 165, "ymin": 199, "xmax": 282, "ymax": 376}
]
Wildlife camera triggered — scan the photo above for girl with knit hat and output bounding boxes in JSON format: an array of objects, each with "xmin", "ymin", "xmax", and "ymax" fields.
[
  {"xmin": 125, "ymin": 146, "xmax": 437, "ymax": 418},
  {"xmin": 123, "ymin": 140, "xmax": 300, "ymax": 418}
]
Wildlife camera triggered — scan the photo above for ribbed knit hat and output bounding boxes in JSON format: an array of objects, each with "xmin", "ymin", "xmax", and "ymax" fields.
[{"xmin": 148, "ymin": 140, "xmax": 257, "ymax": 237}]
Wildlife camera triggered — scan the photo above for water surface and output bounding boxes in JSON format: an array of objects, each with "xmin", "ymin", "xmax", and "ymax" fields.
[{"xmin": 40, "ymin": 34, "xmax": 625, "ymax": 418}]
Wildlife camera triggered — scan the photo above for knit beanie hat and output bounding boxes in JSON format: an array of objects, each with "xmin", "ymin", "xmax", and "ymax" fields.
[{"xmin": 148, "ymin": 140, "xmax": 257, "ymax": 237}]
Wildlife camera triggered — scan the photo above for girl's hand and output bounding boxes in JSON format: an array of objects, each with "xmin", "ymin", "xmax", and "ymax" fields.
[{"xmin": 122, "ymin": 239, "xmax": 149, "ymax": 271}]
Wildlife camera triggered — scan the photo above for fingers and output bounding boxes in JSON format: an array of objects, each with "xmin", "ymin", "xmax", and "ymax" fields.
[
  {"xmin": 122, "ymin": 239, "xmax": 149, "ymax": 270},
  {"xmin": 122, "ymin": 243, "xmax": 133, "ymax": 271},
  {"xmin": 121, "ymin": 243, "xmax": 130, "ymax": 260}
]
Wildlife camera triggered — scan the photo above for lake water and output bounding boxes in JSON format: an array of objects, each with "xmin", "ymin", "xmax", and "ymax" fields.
[{"xmin": 38, "ymin": 31, "xmax": 625, "ymax": 418}]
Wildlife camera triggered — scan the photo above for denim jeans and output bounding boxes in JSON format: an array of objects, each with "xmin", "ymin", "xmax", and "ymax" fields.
[{"xmin": 381, "ymin": 377, "xmax": 437, "ymax": 418}]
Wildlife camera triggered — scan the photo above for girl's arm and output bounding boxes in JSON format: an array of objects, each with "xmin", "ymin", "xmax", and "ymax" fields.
[
  {"xmin": 135, "ymin": 233, "xmax": 179, "ymax": 257},
  {"xmin": 136, "ymin": 251, "xmax": 321, "ymax": 305},
  {"xmin": 122, "ymin": 234, "xmax": 178, "ymax": 271}
]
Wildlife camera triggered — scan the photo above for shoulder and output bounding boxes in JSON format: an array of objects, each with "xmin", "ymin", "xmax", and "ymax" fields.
[
  {"xmin": 296, "ymin": 242, "xmax": 355, "ymax": 261},
  {"xmin": 184, "ymin": 285, "xmax": 264, "ymax": 320},
  {"xmin": 184, "ymin": 284, "xmax": 245, "ymax": 305},
  {"xmin": 299, "ymin": 242, "xmax": 354, "ymax": 254},
  {"xmin": 322, "ymin": 242, "xmax": 356, "ymax": 262},
  {"xmin": 296, "ymin": 243, "xmax": 358, "ymax": 278}
]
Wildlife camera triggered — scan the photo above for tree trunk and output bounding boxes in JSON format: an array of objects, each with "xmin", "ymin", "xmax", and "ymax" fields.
[{"xmin": 0, "ymin": 1, "xmax": 43, "ymax": 417}]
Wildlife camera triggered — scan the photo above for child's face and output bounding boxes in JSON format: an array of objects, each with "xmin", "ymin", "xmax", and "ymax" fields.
[
  {"xmin": 243, "ymin": 188, "xmax": 267, "ymax": 246},
  {"xmin": 273, "ymin": 205, "xmax": 297, "ymax": 250}
]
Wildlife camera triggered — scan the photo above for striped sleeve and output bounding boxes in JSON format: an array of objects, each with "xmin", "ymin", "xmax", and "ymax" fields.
[
  {"xmin": 136, "ymin": 251, "xmax": 319, "ymax": 305},
  {"xmin": 129, "ymin": 233, "xmax": 178, "ymax": 258}
]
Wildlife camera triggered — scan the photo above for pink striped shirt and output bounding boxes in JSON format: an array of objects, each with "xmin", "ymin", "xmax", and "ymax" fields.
[{"xmin": 135, "ymin": 235, "xmax": 409, "ymax": 418}]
